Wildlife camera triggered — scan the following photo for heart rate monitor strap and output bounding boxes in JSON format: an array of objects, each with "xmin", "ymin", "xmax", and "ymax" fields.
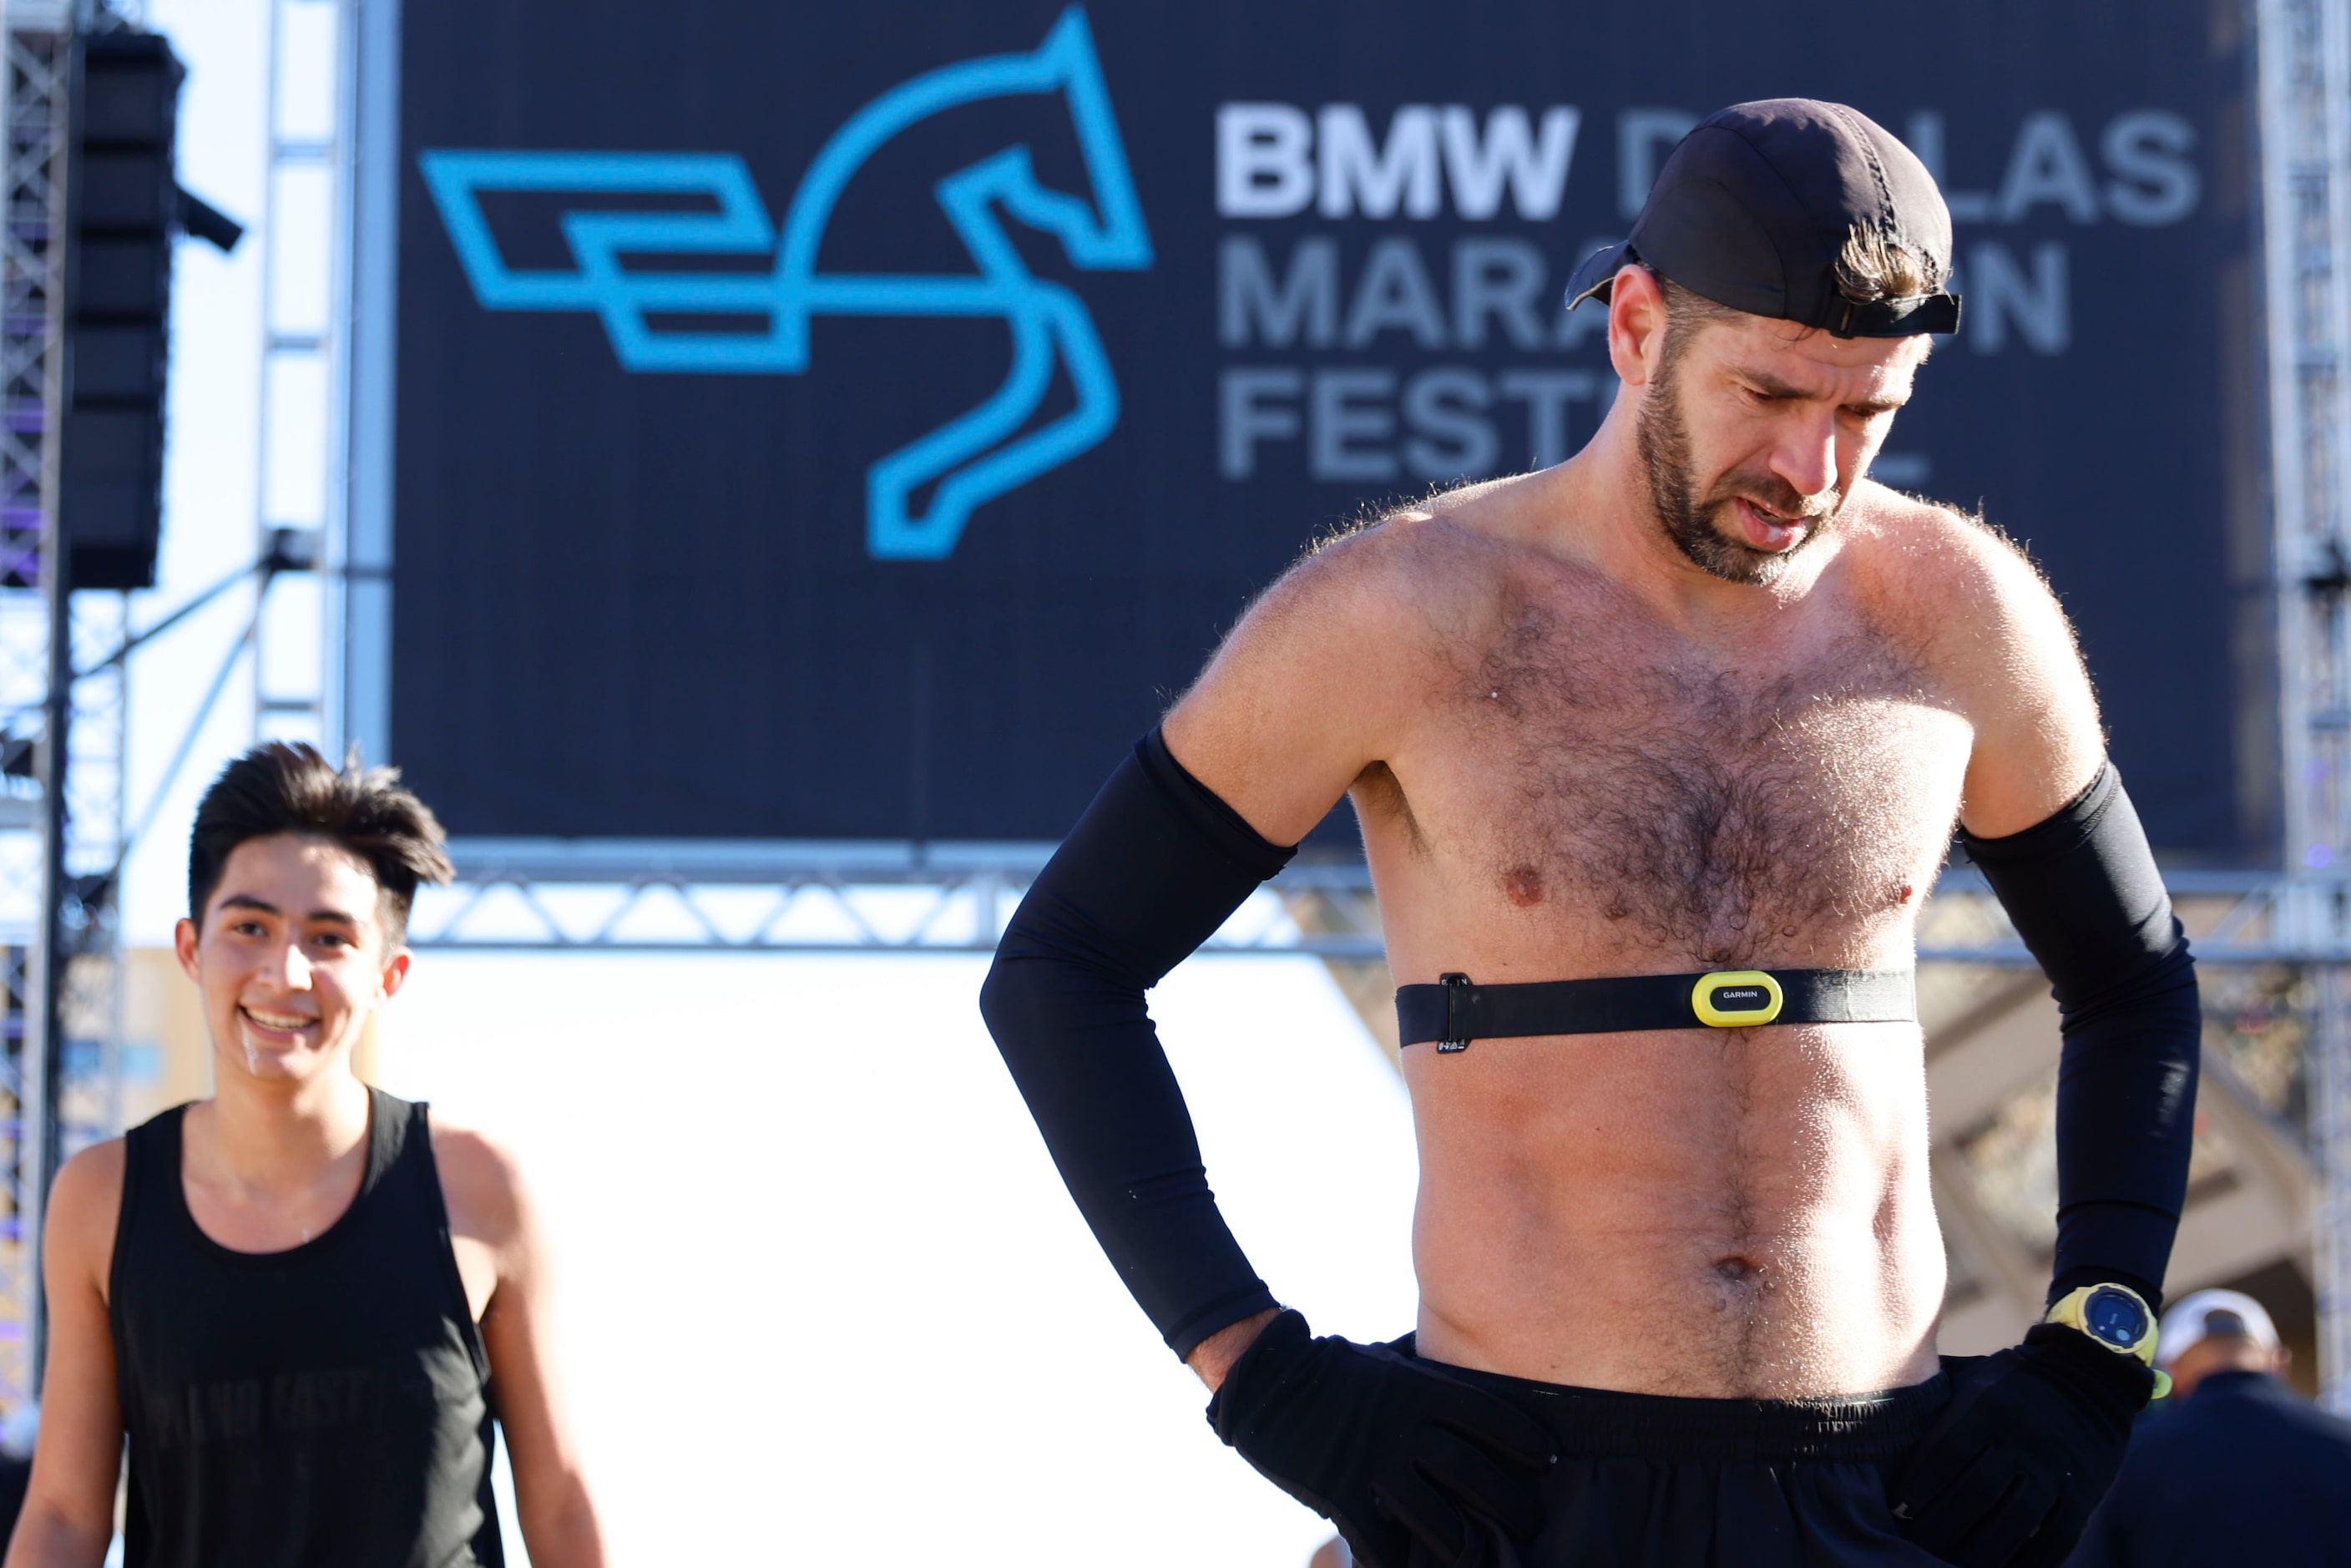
[
  {"xmin": 1394, "ymin": 967, "xmax": 1916, "ymax": 1046},
  {"xmin": 1962, "ymin": 761, "xmax": 2199, "ymax": 1309},
  {"xmin": 980, "ymin": 727, "xmax": 1294, "ymax": 1358}
]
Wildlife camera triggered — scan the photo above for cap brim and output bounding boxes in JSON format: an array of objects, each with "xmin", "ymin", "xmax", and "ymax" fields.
[{"xmin": 1562, "ymin": 240, "xmax": 1635, "ymax": 312}]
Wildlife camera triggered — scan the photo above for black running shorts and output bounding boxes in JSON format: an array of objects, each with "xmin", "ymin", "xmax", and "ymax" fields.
[{"xmin": 1430, "ymin": 1354, "xmax": 1953, "ymax": 1566}]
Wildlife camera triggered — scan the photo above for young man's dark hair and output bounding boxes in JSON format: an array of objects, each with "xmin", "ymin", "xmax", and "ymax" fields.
[{"xmin": 186, "ymin": 741, "xmax": 454, "ymax": 948}]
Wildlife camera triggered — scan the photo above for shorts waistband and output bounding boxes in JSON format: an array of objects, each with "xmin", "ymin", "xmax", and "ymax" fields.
[{"xmin": 1434, "ymin": 1361, "xmax": 1949, "ymax": 1464}]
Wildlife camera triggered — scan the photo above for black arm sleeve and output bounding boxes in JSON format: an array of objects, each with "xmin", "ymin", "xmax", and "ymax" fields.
[
  {"xmin": 978, "ymin": 727, "xmax": 1297, "ymax": 1358},
  {"xmin": 1959, "ymin": 761, "xmax": 2199, "ymax": 1308}
]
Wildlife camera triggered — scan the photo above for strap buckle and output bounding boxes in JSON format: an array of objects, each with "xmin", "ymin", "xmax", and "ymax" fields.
[{"xmin": 1437, "ymin": 972, "xmax": 1474, "ymax": 1053}]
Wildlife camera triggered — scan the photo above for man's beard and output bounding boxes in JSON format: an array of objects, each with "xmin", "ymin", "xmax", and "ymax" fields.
[{"xmin": 1634, "ymin": 365, "xmax": 1840, "ymax": 586}]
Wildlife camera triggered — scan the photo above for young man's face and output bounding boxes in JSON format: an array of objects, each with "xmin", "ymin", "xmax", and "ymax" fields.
[
  {"xmin": 1615, "ymin": 271, "xmax": 1929, "ymax": 585},
  {"xmin": 174, "ymin": 832, "xmax": 411, "ymax": 1087}
]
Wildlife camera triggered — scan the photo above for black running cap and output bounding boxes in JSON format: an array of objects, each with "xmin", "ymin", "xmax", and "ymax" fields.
[{"xmin": 1564, "ymin": 99, "xmax": 1960, "ymax": 339}]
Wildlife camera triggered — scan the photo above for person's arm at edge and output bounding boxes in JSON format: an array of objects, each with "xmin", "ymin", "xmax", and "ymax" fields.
[
  {"xmin": 434, "ymin": 1125, "xmax": 605, "ymax": 1568},
  {"xmin": 5, "ymin": 1142, "xmax": 127, "ymax": 1568}
]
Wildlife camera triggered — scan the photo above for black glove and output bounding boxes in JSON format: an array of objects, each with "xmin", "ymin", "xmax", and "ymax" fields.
[
  {"xmin": 1888, "ymin": 1323, "xmax": 2156, "ymax": 1567},
  {"xmin": 1206, "ymin": 1309, "xmax": 1556, "ymax": 1568}
]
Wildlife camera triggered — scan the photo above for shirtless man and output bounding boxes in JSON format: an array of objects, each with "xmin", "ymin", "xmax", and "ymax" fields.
[{"xmin": 982, "ymin": 100, "xmax": 2197, "ymax": 1567}]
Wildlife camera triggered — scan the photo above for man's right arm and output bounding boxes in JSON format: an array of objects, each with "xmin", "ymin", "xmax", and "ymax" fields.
[
  {"xmin": 980, "ymin": 520, "xmax": 1559, "ymax": 1568},
  {"xmin": 977, "ymin": 527, "xmax": 1414, "ymax": 1367},
  {"xmin": 6, "ymin": 1144, "xmax": 128, "ymax": 1568}
]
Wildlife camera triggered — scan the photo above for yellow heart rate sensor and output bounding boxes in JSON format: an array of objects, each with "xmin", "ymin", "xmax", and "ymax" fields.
[{"xmin": 1691, "ymin": 971, "xmax": 1785, "ymax": 1027}]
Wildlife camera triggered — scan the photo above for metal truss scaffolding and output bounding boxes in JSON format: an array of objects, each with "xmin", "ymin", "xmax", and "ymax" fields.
[
  {"xmin": 252, "ymin": 0, "xmax": 342, "ymax": 752},
  {"xmin": 409, "ymin": 853, "xmax": 2351, "ymax": 967},
  {"xmin": 0, "ymin": 9, "xmax": 68, "ymax": 1418},
  {"xmin": 0, "ymin": 0, "xmax": 135, "ymax": 1409},
  {"xmin": 2259, "ymin": 0, "xmax": 2351, "ymax": 1415}
]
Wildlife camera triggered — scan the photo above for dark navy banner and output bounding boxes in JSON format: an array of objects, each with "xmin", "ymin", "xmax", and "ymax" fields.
[{"xmin": 391, "ymin": 0, "xmax": 2269, "ymax": 858}]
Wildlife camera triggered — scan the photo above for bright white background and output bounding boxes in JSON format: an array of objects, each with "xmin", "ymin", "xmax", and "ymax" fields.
[
  {"xmin": 103, "ymin": 4, "xmax": 1424, "ymax": 1564},
  {"xmin": 379, "ymin": 954, "xmax": 1417, "ymax": 1566}
]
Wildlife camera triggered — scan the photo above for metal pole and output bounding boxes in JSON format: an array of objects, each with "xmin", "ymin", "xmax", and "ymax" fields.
[
  {"xmin": 23, "ymin": 472, "xmax": 65, "ymax": 1391},
  {"xmin": 18, "ymin": 21, "xmax": 72, "ymax": 1392},
  {"xmin": 2258, "ymin": 0, "xmax": 2351, "ymax": 1414},
  {"xmin": 2318, "ymin": 967, "xmax": 2351, "ymax": 1411}
]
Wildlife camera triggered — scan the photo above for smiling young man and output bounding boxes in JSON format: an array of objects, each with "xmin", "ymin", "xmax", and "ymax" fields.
[
  {"xmin": 984, "ymin": 101, "xmax": 2197, "ymax": 1567},
  {"xmin": 5, "ymin": 743, "xmax": 604, "ymax": 1566}
]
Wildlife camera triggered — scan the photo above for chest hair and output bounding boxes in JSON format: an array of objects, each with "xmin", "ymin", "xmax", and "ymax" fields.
[{"xmin": 1452, "ymin": 598, "xmax": 1959, "ymax": 966}]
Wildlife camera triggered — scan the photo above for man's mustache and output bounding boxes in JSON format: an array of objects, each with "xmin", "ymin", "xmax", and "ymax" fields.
[{"xmin": 1708, "ymin": 467, "xmax": 1838, "ymax": 522}]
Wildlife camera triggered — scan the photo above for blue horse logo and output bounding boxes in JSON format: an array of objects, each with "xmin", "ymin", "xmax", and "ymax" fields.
[{"xmin": 418, "ymin": 7, "xmax": 1151, "ymax": 560}]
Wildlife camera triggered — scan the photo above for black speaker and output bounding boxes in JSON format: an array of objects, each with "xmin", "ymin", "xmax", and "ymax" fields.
[{"xmin": 60, "ymin": 33, "xmax": 184, "ymax": 592}]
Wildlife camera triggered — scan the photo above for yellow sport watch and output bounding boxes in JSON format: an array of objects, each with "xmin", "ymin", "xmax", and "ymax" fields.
[{"xmin": 2045, "ymin": 1282, "xmax": 2172, "ymax": 1399}]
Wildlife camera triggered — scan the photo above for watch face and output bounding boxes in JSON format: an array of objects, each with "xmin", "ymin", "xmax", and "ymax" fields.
[{"xmin": 2085, "ymin": 1287, "xmax": 2150, "ymax": 1348}]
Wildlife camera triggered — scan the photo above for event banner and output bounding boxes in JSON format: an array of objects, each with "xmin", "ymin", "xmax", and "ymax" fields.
[{"xmin": 392, "ymin": 0, "xmax": 2268, "ymax": 857}]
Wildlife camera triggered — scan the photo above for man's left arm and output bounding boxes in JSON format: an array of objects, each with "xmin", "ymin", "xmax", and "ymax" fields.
[
  {"xmin": 1888, "ymin": 521, "xmax": 2196, "ymax": 1568},
  {"xmin": 1962, "ymin": 765, "xmax": 2199, "ymax": 1308},
  {"xmin": 1943, "ymin": 527, "xmax": 2198, "ymax": 1316},
  {"xmin": 437, "ymin": 1127, "xmax": 608, "ymax": 1568}
]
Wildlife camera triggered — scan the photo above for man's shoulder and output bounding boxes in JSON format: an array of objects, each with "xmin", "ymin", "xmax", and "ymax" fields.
[
  {"xmin": 51, "ymin": 1136, "xmax": 126, "ymax": 1212},
  {"xmin": 426, "ymin": 1115, "xmax": 527, "ymax": 1188},
  {"xmin": 1275, "ymin": 472, "xmax": 1565, "ymax": 625},
  {"xmin": 1300, "ymin": 475, "xmax": 1524, "ymax": 573},
  {"xmin": 424, "ymin": 1115, "xmax": 530, "ymax": 1237},
  {"xmin": 46, "ymin": 1136, "xmax": 127, "ymax": 1281},
  {"xmin": 1843, "ymin": 481, "xmax": 2067, "ymax": 635},
  {"xmin": 1848, "ymin": 482, "xmax": 2031, "ymax": 577},
  {"xmin": 2221, "ymin": 1377, "xmax": 2351, "ymax": 1449},
  {"xmin": 2134, "ymin": 1378, "xmax": 2351, "ymax": 1468}
]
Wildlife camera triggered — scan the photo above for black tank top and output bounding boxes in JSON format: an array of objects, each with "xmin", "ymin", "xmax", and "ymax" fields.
[{"xmin": 109, "ymin": 1090, "xmax": 504, "ymax": 1567}]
